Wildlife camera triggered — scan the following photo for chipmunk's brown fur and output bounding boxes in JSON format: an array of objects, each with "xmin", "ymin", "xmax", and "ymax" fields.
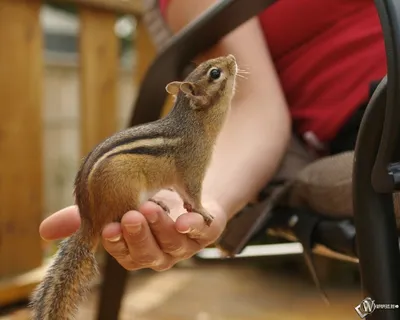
[{"xmin": 29, "ymin": 54, "xmax": 238, "ymax": 319}]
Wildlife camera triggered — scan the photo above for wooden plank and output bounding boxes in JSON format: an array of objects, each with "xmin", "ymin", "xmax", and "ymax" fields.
[
  {"xmin": 0, "ymin": 0, "xmax": 44, "ymax": 278},
  {"xmin": 79, "ymin": 7, "xmax": 119, "ymax": 155},
  {"xmin": 134, "ymin": 19, "xmax": 157, "ymax": 86},
  {"xmin": 134, "ymin": 18, "xmax": 174, "ymax": 118},
  {"xmin": 0, "ymin": 257, "xmax": 104, "ymax": 307},
  {"xmin": 50, "ymin": 0, "xmax": 144, "ymax": 17}
]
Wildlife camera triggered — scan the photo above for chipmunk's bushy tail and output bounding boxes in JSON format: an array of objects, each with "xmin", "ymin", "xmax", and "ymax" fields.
[{"xmin": 29, "ymin": 227, "xmax": 98, "ymax": 320}]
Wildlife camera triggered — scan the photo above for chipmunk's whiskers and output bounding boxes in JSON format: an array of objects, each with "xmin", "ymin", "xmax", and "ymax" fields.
[
  {"xmin": 236, "ymin": 73, "xmax": 248, "ymax": 79},
  {"xmin": 237, "ymin": 66, "xmax": 250, "ymax": 77},
  {"xmin": 236, "ymin": 67, "xmax": 250, "ymax": 80},
  {"xmin": 238, "ymin": 68, "xmax": 250, "ymax": 74}
]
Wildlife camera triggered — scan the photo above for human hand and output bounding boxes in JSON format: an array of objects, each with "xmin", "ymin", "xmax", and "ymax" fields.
[{"xmin": 39, "ymin": 189, "xmax": 227, "ymax": 271}]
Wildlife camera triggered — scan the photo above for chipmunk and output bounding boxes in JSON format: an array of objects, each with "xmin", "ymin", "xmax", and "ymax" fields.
[{"xmin": 29, "ymin": 54, "xmax": 238, "ymax": 320}]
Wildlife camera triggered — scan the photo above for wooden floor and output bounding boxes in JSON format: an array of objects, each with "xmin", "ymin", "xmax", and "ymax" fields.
[{"xmin": 0, "ymin": 257, "xmax": 363, "ymax": 320}]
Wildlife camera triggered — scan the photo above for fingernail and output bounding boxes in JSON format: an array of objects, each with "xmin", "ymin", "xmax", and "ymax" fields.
[
  {"xmin": 179, "ymin": 227, "xmax": 192, "ymax": 234},
  {"xmin": 147, "ymin": 211, "xmax": 158, "ymax": 224},
  {"xmin": 106, "ymin": 234, "xmax": 121, "ymax": 242},
  {"xmin": 126, "ymin": 223, "xmax": 142, "ymax": 235}
]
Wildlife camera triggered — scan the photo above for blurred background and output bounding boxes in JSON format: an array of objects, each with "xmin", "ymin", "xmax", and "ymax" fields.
[
  {"xmin": 0, "ymin": 1, "xmax": 364, "ymax": 319},
  {"xmin": 36, "ymin": 3, "xmax": 136, "ymax": 222}
]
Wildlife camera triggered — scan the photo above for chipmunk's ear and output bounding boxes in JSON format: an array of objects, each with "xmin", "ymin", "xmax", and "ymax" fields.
[
  {"xmin": 180, "ymin": 82, "xmax": 209, "ymax": 108},
  {"xmin": 165, "ymin": 81, "xmax": 182, "ymax": 95}
]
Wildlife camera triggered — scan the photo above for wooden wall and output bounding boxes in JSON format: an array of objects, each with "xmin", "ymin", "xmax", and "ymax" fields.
[
  {"xmin": 0, "ymin": 0, "xmax": 141, "ymax": 280},
  {"xmin": 0, "ymin": 0, "xmax": 174, "ymax": 305},
  {"xmin": 0, "ymin": 0, "xmax": 44, "ymax": 278}
]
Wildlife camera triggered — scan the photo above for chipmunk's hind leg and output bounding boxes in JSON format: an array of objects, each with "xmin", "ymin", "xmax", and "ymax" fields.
[{"xmin": 90, "ymin": 158, "xmax": 143, "ymax": 226}]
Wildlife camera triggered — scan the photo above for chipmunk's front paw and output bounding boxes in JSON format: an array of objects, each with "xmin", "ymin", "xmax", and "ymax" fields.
[
  {"xmin": 201, "ymin": 212, "xmax": 214, "ymax": 227},
  {"xmin": 148, "ymin": 198, "xmax": 170, "ymax": 214},
  {"xmin": 183, "ymin": 202, "xmax": 193, "ymax": 212}
]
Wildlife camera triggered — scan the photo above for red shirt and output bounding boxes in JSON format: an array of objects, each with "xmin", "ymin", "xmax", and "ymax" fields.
[{"xmin": 159, "ymin": 0, "xmax": 387, "ymax": 146}]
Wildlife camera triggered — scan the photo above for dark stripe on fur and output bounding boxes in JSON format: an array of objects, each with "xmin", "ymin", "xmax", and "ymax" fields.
[
  {"xmin": 91, "ymin": 131, "xmax": 166, "ymax": 164},
  {"xmin": 73, "ymin": 130, "xmax": 172, "ymax": 190}
]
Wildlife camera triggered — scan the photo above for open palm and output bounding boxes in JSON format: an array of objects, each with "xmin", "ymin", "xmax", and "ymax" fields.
[{"xmin": 39, "ymin": 188, "xmax": 227, "ymax": 271}]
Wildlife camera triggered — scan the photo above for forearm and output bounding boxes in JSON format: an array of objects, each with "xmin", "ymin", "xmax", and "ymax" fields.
[
  {"xmin": 202, "ymin": 97, "xmax": 290, "ymax": 219},
  {"xmin": 164, "ymin": 0, "xmax": 291, "ymax": 219}
]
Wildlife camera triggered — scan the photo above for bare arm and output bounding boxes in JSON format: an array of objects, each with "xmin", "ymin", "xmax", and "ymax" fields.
[{"xmin": 165, "ymin": 0, "xmax": 291, "ymax": 218}]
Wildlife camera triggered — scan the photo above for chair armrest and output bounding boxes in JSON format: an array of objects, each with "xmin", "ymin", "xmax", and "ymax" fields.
[{"xmin": 128, "ymin": 0, "xmax": 277, "ymax": 127}]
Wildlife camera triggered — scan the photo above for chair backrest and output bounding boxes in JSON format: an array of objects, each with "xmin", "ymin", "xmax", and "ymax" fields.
[
  {"xmin": 371, "ymin": 0, "xmax": 400, "ymax": 193},
  {"xmin": 140, "ymin": 0, "xmax": 173, "ymax": 51},
  {"xmin": 351, "ymin": 0, "xmax": 400, "ymax": 314}
]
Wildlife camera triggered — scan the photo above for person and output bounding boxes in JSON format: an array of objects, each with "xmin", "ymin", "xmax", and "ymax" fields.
[{"xmin": 39, "ymin": 0, "xmax": 387, "ymax": 271}]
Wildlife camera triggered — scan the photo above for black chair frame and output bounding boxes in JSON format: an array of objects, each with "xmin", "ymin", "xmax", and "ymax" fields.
[{"xmin": 95, "ymin": 1, "xmax": 400, "ymax": 319}]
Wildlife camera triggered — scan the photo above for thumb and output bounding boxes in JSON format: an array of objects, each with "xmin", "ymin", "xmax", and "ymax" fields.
[
  {"xmin": 39, "ymin": 206, "xmax": 81, "ymax": 241},
  {"xmin": 175, "ymin": 209, "xmax": 227, "ymax": 245}
]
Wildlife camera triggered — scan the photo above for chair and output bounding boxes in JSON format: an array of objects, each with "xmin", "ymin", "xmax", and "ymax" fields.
[{"xmin": 96, "ymin": 1, "xmax": 400, "ymax": 319}]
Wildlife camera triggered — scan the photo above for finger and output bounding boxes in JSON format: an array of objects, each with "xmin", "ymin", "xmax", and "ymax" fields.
[
  {"xmin": 175, "ymin": 212, "xmax": 223, "ymax": 244},
  {"xmin": 120, "ymin": 210, "xmax": 174, "ymax": 271},
  {"xmin": 102, "ymin": 223, "xmax": 145, "ymax": 271},
  {"xmin": 102, "ymin": 222, "xmax": 122, "ymax": 242},
  {"xmin": 39, "ymin": 206, "xmax": 81, "ymax": 240},
  {"xmin": 140, "ymin": 201, "xmax": 200, "ymax": 258}
]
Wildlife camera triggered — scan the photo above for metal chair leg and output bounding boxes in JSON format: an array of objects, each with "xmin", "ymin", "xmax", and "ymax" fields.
[{"xmin": 96, "ymin": 254, "xmax": 129, "ymax": 320}]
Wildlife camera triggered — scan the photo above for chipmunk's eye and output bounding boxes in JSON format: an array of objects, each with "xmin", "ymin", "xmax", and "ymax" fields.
[{"xmin": 209, "ymin": 67, "xmax": 221, "ymax": 80}]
